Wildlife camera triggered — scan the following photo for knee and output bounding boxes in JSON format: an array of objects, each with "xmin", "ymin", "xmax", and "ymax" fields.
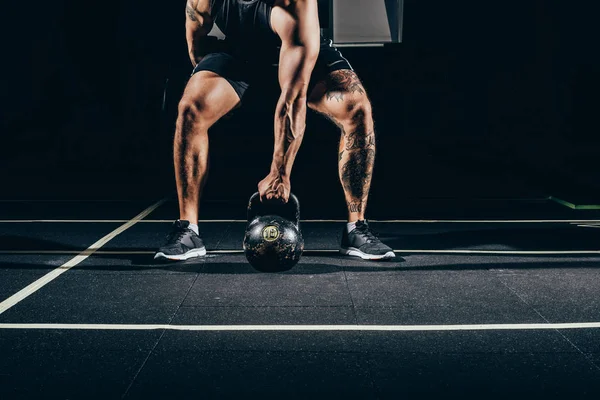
[
  {"xmin": 176, "ymin": 98, "xmax": 213, "ymax": 134},
  {"xmin": 342, "ymin": 97, "xmax": 373, "ymax": 133},
  {"xmin": 350, "ymin": 98, "xmax": 373, "ymax": 120}
]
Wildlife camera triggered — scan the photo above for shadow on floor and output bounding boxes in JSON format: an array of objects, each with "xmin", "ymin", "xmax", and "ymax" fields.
[{"xmin": 2, "ymin": 255, "xmax": 600, "ymax": 273}]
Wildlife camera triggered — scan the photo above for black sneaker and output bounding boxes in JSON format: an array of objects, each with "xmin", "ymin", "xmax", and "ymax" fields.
[
  {"xmin": 340, "ymin": 220, "xmax": 395, "ymax": 260},
  {"xmin": 154, "ymin": 220, "xmax": 206, "ymax": 261}
]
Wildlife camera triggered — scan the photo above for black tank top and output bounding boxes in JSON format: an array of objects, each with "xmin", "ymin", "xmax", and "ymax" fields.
[{"xmin": 210, "ymin": 0, "xmax": 280, "ymax": 54}]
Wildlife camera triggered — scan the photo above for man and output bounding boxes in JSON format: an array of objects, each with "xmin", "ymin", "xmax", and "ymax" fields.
[{"xmin": 154, "ymin": 0, "xmax": 395, "ymax": 261}]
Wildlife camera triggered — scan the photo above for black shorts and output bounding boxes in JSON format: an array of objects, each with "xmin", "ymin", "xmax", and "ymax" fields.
[{"xmin": 191, "ymin": 37, "xmax": 353, "ymax": 101}]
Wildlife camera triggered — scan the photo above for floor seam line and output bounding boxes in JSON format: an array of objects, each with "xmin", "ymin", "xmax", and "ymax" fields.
[
  {"xmin": 175, "ymin": 218, "xmax": 231, "ymax": 309},
  {"xmin": 496, "ymin": 275, "xmax": 600, "ymax": 371},
  {"xmin": 121, "ymin": 258, "xmax": 204, "ymax": 398},
  {"xmin": 120, "ymin": 328, "xmax": 168, "ymax": 399},
  {"xmin": 341, "ymin": 267, "xmax": 359, "ymax": 325}
]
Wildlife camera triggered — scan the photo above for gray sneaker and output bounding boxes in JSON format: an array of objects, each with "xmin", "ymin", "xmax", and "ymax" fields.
[
  {"xmin": 340, "ymin": 220, "xmax": 395, "ymax": 260},
  {"xmin": 154, "ymin": 220, "xmax": 206, "ymax": 261}
]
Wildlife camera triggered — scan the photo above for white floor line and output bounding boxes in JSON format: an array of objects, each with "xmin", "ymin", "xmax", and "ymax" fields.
[
  {"xmin": 1, "ymin": 322, "xmax": 600, "ymax": 331},
  {"xmin": 2, "ymin": 219, "xmax": 600, "ymax": 224},
  {"xmin": 0, "ymin": 220, "xmax": 140, "ymax": 223},
  {"xmin": 0, "ymin": 200, "xmax": 144, "ymax": 203},
  {"xmin": 0, "ymin": 199, "xmax": 167, "ymax": 314},
  {"xmin": 1, "ymin": 249, "xmax": 599, "ymax": 256},
  {"xmin": 393, "ymin": 250, "xmax": 600, "ymax": 255},
  {"xmin": 577, "ymin": 224, "xmax": 600, "ymax": 229}
]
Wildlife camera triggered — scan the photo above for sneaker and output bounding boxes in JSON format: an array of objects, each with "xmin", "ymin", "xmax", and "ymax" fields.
[
  {"xmin": 154, "ymin": 220, "xmax": 206, "ymax": 261},
  {"xmin": 340, "ymin": 220, "xmax": 395, "ymax": 260}
]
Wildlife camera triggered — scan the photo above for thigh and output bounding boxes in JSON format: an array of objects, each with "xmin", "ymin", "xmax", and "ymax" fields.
[
  {"xmin": 307, "ymin": 69, "xmax": 369, "ymax": 121},
  {"xmin": 181, "ymin": 52, "xmax": 250, "ymax": 123},
  {"xmin": 189, "ymin": 51, "xmax": 251, "ymax": 102},
  {"xmin": 307, "ymin": 39, "xmax": 368, "ymax": 118},
  {"xmin": 308, "ymin": 37, "xmax": 354, "ymax": 92},
  {"xmin": 180, "ymin": 70, "xmax": 241, "ymax": 126}
]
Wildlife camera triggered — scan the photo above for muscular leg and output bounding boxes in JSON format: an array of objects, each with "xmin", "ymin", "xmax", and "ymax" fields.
[
  {"xmin": 308, "ymin": 69, "xmax": 375, "ymax": 222},
  {"xmin": 174, "ymin": 71, "xmax": 241, "ymax": 224}
]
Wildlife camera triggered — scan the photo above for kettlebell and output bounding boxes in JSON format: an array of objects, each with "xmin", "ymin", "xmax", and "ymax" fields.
[{"xmin": 243, "ymin": 192, "xmax": 304, "ymax": 272}]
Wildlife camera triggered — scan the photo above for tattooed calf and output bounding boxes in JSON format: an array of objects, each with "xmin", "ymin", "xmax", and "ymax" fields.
[{"xmin": 341, "ymin": 148, "xmax": 375, "ymax": 200}]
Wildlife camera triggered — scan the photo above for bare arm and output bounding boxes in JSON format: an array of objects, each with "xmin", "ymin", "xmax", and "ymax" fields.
[
  {"xmin": 185, "ymin": 0, "xmax": 213, "ymax": 66},
  {"xmin": 260, "ymin": 0, "xmax": 320, "ymax": 201}
]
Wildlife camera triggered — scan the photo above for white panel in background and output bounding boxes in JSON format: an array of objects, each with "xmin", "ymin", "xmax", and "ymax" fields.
[{"xmin": 333, "ymin": 0, "xmax": 392, "ymax": 43}]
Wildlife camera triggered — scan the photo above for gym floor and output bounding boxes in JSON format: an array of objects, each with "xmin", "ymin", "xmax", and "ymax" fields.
[{"xmin": 1, "ymin": 197, "xmax": 600, "ymax": 399}]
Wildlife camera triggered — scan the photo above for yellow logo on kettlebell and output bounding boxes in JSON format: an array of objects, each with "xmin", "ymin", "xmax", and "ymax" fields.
[{"xmin": 262, "ymin": 225, "xmax": 280, "ymax": 241}]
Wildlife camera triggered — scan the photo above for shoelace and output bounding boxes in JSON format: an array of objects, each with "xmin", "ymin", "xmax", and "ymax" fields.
[
  {"xmin": 166, "ymin": 228, "xmax": 189, "ymax": 244},
  {"xmin": 354, "ymin": 223, "xmax": 380, "ymax": 244}
]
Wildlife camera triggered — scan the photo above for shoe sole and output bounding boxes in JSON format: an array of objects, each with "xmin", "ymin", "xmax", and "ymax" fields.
[
  {"xmin": 340, "ymin": 247, "xmax": 396, "ymax": 260},
  {"xmin": 154, "ymin": 248, "xmax": 207, "ymax": 261}
]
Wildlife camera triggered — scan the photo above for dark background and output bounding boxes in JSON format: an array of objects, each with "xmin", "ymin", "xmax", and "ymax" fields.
[{"xmin": 1, "ymin": 1, "xmax": 598, "ymax": 215}]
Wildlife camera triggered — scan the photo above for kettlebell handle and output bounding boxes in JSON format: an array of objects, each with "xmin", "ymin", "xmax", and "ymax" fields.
[{"xmin": 247, "ymin": 192, "xmax": 301, "ymax": 227}]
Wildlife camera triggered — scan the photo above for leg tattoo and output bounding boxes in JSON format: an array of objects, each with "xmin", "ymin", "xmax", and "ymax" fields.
[
  {"xmin": 339, "ymin": 110, "xmax": 376, "ymax": 217},
  {"xmin": 310, "ymin": 69, "xmax": 374, "ymax": 219},
  {"xmin": 325, "ymin": 70, "xmax": 366, "ymax": 102},
  {"xmin": 347, "ymin": 201, "xmax": 363, "ymax": 213},
  {"xmin": 341, "ymin": 148, "xmax": 375, "ymax": 199},
  {"xmin": 344, "ymin": 110, "xmax": 375, "ymax": 150}
]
